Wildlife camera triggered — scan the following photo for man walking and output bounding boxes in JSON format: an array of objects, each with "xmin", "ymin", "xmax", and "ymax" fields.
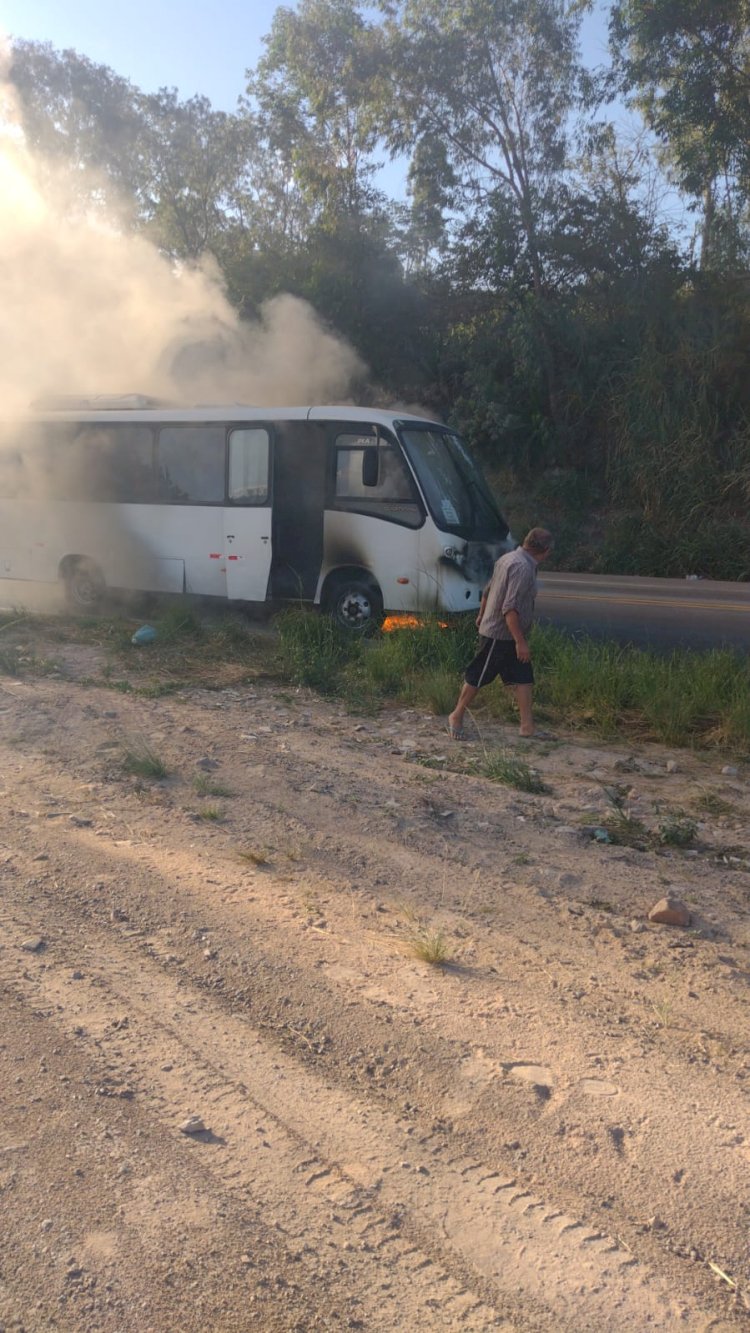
[{"xmin": 448, "ymin": 528, "xmax": 554, "ymax": 740}]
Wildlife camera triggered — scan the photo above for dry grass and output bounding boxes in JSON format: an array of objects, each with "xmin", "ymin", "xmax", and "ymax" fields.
[
  {"xmin": 405, "ymin": 927, "xmax": 452, "ymax": 966},
  {"xmin": 237, "ymin": 847, "xmax": 270, "ymax": 866}
]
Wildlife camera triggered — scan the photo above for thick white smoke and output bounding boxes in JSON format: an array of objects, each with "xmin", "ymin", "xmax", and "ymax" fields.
[{"xmin": 0, "ymin": 37, "xmax": 364, "ymax": 417}]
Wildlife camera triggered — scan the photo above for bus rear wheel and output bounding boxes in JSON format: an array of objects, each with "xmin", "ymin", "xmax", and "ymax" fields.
[
  {"xmin": 324, "ymin": 577, "xmax": 383, "ymax": 633},
  {"xmin": 63, "ymin": 558, "xmax": 105, "ymax": 612}
]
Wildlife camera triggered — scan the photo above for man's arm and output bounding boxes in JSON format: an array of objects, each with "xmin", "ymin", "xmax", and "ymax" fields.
[
  {"xmin": 504, "ymin": 609, "xmax": 531, "ymax": 661},
  {"xmin": 476, "ymin": 585, "xmax": 490, "ymax": 628}
]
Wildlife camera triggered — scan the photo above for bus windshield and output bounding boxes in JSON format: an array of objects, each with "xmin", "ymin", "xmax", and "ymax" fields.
[{"xmin": 399, "ymin": 428, "xmax": 508, "ymax": 541}]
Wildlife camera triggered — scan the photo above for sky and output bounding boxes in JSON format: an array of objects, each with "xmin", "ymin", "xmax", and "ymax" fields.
[{"xmin": 1, "ymin": 0, "xmax": 613, "ymax": 112}]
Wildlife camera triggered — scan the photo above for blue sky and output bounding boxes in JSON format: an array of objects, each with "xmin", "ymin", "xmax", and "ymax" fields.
[{"xmin": 3, "ymin": 0, "xmax": 613, "ymax": 111}]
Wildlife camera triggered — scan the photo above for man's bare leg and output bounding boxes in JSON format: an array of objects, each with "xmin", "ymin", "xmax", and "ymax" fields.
[
  {"xmin": 448, "ymin": 682, "xmax": 478, "ymax": 736},
  {"xmin": 513, "ymin": 683, "xmax": 535, "ymax": 736}
]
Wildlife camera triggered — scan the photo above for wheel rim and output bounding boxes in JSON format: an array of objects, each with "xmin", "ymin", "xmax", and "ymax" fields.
[
  {"xmin": 337, "ymin": 589, "xmax": 372, "ymax": 628},
  {"xmin": 69, "ymin": 567, "xmax": 102, "ymax": 608}
]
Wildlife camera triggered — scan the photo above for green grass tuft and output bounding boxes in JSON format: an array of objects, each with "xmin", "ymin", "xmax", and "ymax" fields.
[
  {"xmin": 198, "ymin": 804, "xmax": 224, "ymax": 821},
  {"xmin": 658, "ymin": 814, "xmax": 698, "ymax": 847},
  {"xmin": 478, "ymin": 750, "xmax": 548, "ymax": 793},
  {"xmin": 122, "ymin": 739, "xmax": 169, "ymax": 780},
  {"xmin": 193, "ymin": 775, "xmax": 234, "ymax": 798}
]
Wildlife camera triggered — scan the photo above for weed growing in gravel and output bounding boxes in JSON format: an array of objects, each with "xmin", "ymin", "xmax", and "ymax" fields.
[
  {"xmin": 122, "ymin": 739, "xmax": 169, "ymax": 779},
  {"xmin": 0, "ymin": 645, "xmax": 24, "ymax": 675},
  {"xmin": 478, "ymin": 750, "xmax": 548, "ymax": 793},
  {"xmin": 194, "ymin": 776, "xmax": 234, "ymax": 798},
  {"xmin": 658, "ymin": 814, "xmax": 698, "ymax": 846},
  {"xmin": 596, "ymin": 785, "xmax": 649, "ymax": 846},
  {"xmin": 649, "ymin": 997, "xmax": 675, "ymax": 1028},
  {"xmin": 237, "ymin": 847, "xmax": 269, "ymax": 866},
  {"xmin": 693, "ymin": 791, "xmax": 737, "ymax": 817},
  {"xmin": 406, "ymin": 927, "xmax": 452, "ymax": 965},
  {"xmin": 199, "ymin": 804, "xmax": 224, "ymax": 821}
]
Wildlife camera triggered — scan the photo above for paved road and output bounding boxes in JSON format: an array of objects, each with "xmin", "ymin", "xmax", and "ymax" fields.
[{"xmin": 537, "ymin": 572, "xmax": 750, "ymax": 650}]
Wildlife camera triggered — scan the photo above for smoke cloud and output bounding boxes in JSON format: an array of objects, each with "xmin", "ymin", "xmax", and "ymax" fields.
[{"xmin": 0, "ymin": 39, "xmax": 364, "ymax": 418}]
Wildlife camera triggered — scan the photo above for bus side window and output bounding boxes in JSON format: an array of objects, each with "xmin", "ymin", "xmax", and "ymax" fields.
[
  {"xmin": 228, "ymin": 429, "xmax": 270, "ymax": 503},
  {"xmin": 333, "ymin": 433, "xmax": 422, "ymax": 527},
  {"xmin": 73, "ymin": 426, "xmax": 155, "ymax": 502},
  {"xmin": 157, "ymin": 426, "xmax": 225, "ymax": 504}
]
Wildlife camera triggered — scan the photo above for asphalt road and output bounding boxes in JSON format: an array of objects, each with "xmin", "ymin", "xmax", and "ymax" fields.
[{"xmin": 537, "ymin": 572, "xmax": 750, "ymax": 651}]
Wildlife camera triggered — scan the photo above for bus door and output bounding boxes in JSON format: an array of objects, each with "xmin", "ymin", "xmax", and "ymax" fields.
[
  {"xmin": 323, "ymin": 424, "xmax": 424, "ymax": 612},
  {"xmin": 269, "ymin": 421, "xmax": 327, "ymax": 601},
  {"xmin": 224, "ymin": 426, "xmax": 274, "ymax": 601}
]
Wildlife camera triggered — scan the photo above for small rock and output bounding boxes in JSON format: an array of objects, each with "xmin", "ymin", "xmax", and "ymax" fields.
[
  {"xmin": 179, "ymin": 1115, "xmax": 207, "ymax": 1136},
  {"xmin": 203, "ymin": 949, "xmax": 216, "ymax": 961},
  {"xmin": 69, "ymin": 815, "xmax": 93, "ymax": 828},
  {"xmin": 40, "ymin": 1218, "xmax": 53, "ymax": 1231},
  {"xmin": 195, "ymin": 757, "xmax": 218, "ymax": 771},
  {"xmin": 630, "ymin": 919, "xmax": 646, "ymax": 933},
  {"xmin": 20, "ymin": 937, "xmax": 45, "ymax": 953},
  {"xmin": 721, "ymin": 765, "xmax": 738, "ymax": 778},
  {"xmin": 32, "ymin": 853, "xmax": 49, "ymax": 862},
  {"xmin": 70, "ymin": 970, "xmax": 84, "ymax": 981},
  {"xmin": 666, "ymin": 760, "xmax": 679, "ymax": 774},
  {"xmin": 648, "ymin": 897, "xmax": 691, "ymax": 927}
]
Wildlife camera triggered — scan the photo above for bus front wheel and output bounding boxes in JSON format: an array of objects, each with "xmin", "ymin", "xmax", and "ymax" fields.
[
  {"xmin": 63, "ymin": 558, "xmax": 105, "ymax": 612},
  {"xmin": 324, "ymin": 577, "xmax": 383, "ymax": 632}
]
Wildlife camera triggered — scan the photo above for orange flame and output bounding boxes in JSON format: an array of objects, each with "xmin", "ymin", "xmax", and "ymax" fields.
[{"xmin": 382, "ymin": 614, "xmax": 448, "ymax": 632}]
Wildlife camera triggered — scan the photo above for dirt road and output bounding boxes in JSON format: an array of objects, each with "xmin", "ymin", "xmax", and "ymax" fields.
[{"xmin": 0, "ymin": 656, "xmax": 748, "ymax": 1331}]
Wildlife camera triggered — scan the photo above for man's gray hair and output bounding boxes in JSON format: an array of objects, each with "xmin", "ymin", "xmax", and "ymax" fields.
[{"xmin": 523, "ymin": 527, "xmax": 554, "ymax": 554}]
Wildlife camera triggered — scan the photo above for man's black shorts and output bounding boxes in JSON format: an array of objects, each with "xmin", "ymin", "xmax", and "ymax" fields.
[{"xmin": 465, "ymin": 636, "xmax": 534, "ymax": 688}]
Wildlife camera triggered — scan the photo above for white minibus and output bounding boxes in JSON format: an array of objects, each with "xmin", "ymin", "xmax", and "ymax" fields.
[{"xmin": 0, "ymin": 397, "xmax": 514, "ymax": 628}]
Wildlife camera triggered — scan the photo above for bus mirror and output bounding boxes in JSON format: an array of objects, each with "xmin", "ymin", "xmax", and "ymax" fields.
[{"xmin": 362, "ymin": 446, "xmax": 379, "ymax": 488}]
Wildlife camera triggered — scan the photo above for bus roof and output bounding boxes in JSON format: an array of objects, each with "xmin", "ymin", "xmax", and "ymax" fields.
[{"xmin": 24, "ymin": 404, "xmax": 445, "ymax": 429}]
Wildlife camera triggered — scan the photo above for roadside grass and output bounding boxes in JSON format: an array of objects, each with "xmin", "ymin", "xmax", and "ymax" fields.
[
  {"xmin": 270, "ymin": 612, "xmax": 750, "ymax": 751},
  {"xmin": 524, "ymin": 626, "xmax": 750, "ymax": 749},
  {"xmin": 5, "ymin": 600, "xmax": 750, "ymax": 752},
  {"xmin": 198, "ymin": 804, "xmax": 224, "ymax": 822},
  {"xmin": 274, "ymin": 608, "xmax": 357, "ymax": 693}
]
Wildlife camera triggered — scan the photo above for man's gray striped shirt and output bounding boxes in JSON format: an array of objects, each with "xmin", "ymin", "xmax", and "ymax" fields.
[{"xmin": 478, "ymin": 547, "xmax": 537, "ymax": 641}]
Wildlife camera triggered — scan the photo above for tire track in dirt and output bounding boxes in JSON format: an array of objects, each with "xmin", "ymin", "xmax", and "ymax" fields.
[
  {"xmin": 2, "ymin": 697, "xmax": 749, "ymax": 1323},
  {"xmin": 0, "ymin": 887, "xmax": 718, "ymax": 1332}
]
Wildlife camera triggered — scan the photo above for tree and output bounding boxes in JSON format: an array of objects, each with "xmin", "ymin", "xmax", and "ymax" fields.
[
  {"xmin": 247, "ymin": 0, "xmax": 384, "ymax": 226},
  {"xmin": 372, "ymin": 0, "xmax": 590, "ymax": 427},
  {"xmin": 8, "ymin": 39, "xmax": 144, "ymax": 212},
  {"xmin": 136, "ymin": 90, "xmax": 255, "ymax": 259},
  {"xmin": 8, "ymin": 40, "xmax": 256, "ymax": 259},
  {"xmin": 609, "ymin": 0, "xmax": 750, "ymax": 268}
]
